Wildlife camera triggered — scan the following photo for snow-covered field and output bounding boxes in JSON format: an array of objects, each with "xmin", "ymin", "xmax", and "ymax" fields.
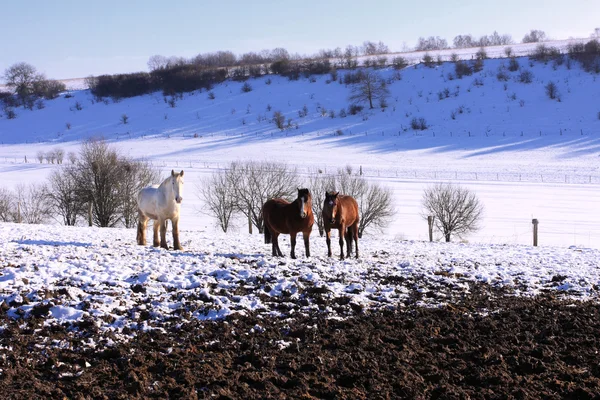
[
  {"xmin": 1, "ymin": 40, "xmax": 600, "ymax": 339},
  {"xmin": 1, "ymin": 222, "xmax": 598, "ymax": 342}
]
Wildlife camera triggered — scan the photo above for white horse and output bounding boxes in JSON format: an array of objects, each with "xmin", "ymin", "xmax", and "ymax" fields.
[{"xmin": 137, "ymin": 170, "xmax": 184, "ymax": 250}]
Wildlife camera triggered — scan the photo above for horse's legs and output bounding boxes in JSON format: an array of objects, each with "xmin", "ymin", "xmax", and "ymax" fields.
[
  {"xmin": 325, "ymin": 228, "xmax": 332, "ymax": 257},
  {"xmin": 345, "ymin": 227, "xmax": 352, "ymax": 256},
  {"xmin": 303, "ymin": 230, "xmax": 310, "ymax": 258},
  {"xmin": 172, "ymin": 217, "xmax": 183, "ymax": 251},
  {"xmin": 137, "ymin": 211, "xmax": 148, "ymax": 245},
  {"xmin": 290, "ymin": 231, "xmax": 298, "ymax": 259},
  {"xmin": 338, "ymin": 225, "xmax": 346, "ymax": 260},
  {"xmin": 152, "ymin": 219, "xmax": 160, "ymax": 247},
  {"xmin": 271, "ymin": 232, "xmax": 279, "ymax": 257},
  {"xmin": 352, "ymin": 222, "xmax": 359, "ymax": 259},
  {"xmin": 273, "ymin": 233, "xmax": 284, "ymax": 257},
  {"xmin": 159, "ymin": 218, "xmax": 169, "ymax": 249}
]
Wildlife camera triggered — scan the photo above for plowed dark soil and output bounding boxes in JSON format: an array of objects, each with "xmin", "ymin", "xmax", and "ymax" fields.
[{"xmin": 2, "ymin": 284, "xmax": 600, "ymax": 399}]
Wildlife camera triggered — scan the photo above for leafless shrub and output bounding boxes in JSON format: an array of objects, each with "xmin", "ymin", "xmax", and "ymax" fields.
[
  {"xmin": 273, "ymin": 111, "xmax": 285, "ymax": 130},
  {"xmin": 55, "ymin": 148, "xmax": 65, "ymax": 164},
  {"xmin": 45, "ymin": 150, "xmax": 56, "ymax": 164},
  {"xmin": 411, "ymin": 117, "xmax": 428, "ymax": 130},
  {"xmin": 36, "ymin": 151, "xmax": 45, "ymax": 163},
  {"xmin": 241, "ymin": 82, "xmax": 252, "ymax": 93},
  {"xmin": 392, "ymin": 56, "xmax": 408, "ymax": 70},
  {"xmin": 14, "ymin": 183, "xmax": 50, "ymax": 224},
  {"xmin": 545, "ymin": 81, "xmax": 559, "ymax": 100},
  {"xmin": 508, "ymin": 57, "xmax": 519, "ymax": 72},
  {"xmin": 357, "ymin": 181, "xmax": 394, "ymax": 238},
  {"xmin": 46, "ymin": 167, "xmax": 86, "ymax": 226},
  {"xmin": 0, "ymin": 187, "xmax": 14, "ymax": 222},
  {"xmin": 422, "ymin": 183, "xmax": 484, "ymax": 242},
  {"xmin": 199, "ymin": 168, "xmax": 238, "ymax": 233},
  {"xmin": 519, "ymin": 70, "xmax": 533, "ymax": 83},
  {"xmin": 475, "ymin": 47, "xmax": 488, "ymax": 60},
  {"xmin": 229, "ymin": 161, "xmax": 298, "ymax": 233},
  {"xmin": 121, "ymin": 114, "xmax": 129, "ymax": 124},
  {"xmin": 69, "ymin": 138, "xmax": 149, "ymax": 227},
  {"xmin": 67, "ymin": 151, "xmax": 77, "ymax": 164}
]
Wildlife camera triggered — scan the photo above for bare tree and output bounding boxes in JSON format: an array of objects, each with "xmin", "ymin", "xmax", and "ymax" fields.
[
  {"xmin": 331, "ymin": 166, "xmax": 394, "ymax": 238},
  {"xmin": 231, "ymin": 161, "xmax": 298, "ymax": 233},
  {"xmin": 147, "ymin": 55, "xmax": 170, "ymax": 71},
  {"xmin": 3, "ymin": 62, "xmax": 44, "ymax": 107},
  {"xmin": 422, "ymin": 183, "xmax": 484, "ymax": 242},
  {"xmin": 522, "ymin": 29, "xmax": 547, "ymax": 43},
  {"xmin": 36, "ymin": 150, "xmax": 45, "ymax": 164},
  {"xmin": 0, "ymin": 187, "xmax": 14, "ymax": 222},
  {"xmin": 46, "ymin": 167, "xmax": 85, "ymax": 226},
  {"xmin": 14, "ymin": 183, "xmax": 50, "ymax": 224},
  {"xmin": 199, "ymin": 168, "xmax": 238, "ymax": 233},
  {"xmin": 54, "ymin": 148, "xmax": 65, "ymax": 164},
  {"xmin": 357, "ymin": 182, "xmax": 394, "ymax": 238},
  {"xmin": 273, "ymin": 111, "xmax": 285, "ymax": 130},
  {"xmin": 71, "ymin": 139, "xmax": 125, "ymax": 227},
  {"xmin": 349, "ymin": 71, "xmax": 390, "ymax": 109},
  {"xmin": 67, "ymin": 151, "xmax": 77, "ymax": 164},
  {"xmin": 46, "ymin": 150, "xmax": 57, "ymax": 164}
]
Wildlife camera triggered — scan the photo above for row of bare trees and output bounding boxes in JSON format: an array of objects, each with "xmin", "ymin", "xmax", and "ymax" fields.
[
  {"xmin": 0, "ymin": 140, "xmax": 159, "ymax": 228},
  {"xmin": 199, "ymin": 162, "xmax": 394, "ymax": 238}
]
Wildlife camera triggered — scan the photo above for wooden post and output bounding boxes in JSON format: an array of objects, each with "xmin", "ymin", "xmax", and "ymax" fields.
[
  {"xmin": 532, "ymin": 219, "xmax": 539, "ymax": 246},
  {"xmin": 88, "ymin": 202, "xmax": 93, "ymax": 227},
  {"xmin": 428, "ymin": 216, "xmax": 434, "ymax": 242}
]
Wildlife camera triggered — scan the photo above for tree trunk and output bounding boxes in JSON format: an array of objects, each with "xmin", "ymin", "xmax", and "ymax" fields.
[{"xmin": 445, "ymin": 233, "xmax": 451, "ymax": 242}]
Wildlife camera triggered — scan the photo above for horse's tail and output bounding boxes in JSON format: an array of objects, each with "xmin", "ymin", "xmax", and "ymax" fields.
[{"xmin": 264, "ymin": 225, "xmax": 272, "ymax": 244}]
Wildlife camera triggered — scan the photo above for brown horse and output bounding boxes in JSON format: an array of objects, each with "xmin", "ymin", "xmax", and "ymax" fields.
[
  {"xmin": 322, "ymin": 191, "xmax": 359, "ymax": 259},
  {"xmin": 262, "ymin": 188, "xmax": 314, "ymax": 259}
]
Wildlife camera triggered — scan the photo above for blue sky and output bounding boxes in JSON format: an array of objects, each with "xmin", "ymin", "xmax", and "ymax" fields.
[{"xmin": 1, "ymin": 0, "xmax": 598, "ymax": 79}]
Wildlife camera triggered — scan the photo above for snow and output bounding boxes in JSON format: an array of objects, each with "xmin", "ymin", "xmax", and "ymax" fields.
[
  {"xmin": 0, "ymin": 222, "xmax": 599, "ymax": 335},
  {"xmin": 0, "ymin": 41, "xmax": 599, "ymax": 337}
]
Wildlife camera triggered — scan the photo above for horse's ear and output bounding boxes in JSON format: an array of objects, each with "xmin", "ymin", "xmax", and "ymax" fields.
[
  {"xmin": 333, "ymin": 191, "xmax": 339, "ymax": 197},
  {"xmin": 171, "ymin": 169, "xmax": 175, "ymax": 177},
  {"xmin": 180, "ymin": 170, "xmax": 184, "ymax": 177}
]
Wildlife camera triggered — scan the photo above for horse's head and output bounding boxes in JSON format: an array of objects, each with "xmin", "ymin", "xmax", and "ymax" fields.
[
  {"xmin": 171, "ymin": 169, "xmax": 184, "ymax": 204},
  {"xmin": 323, "ymin": 191, "xmax": 339, "ymax": 224},
  {"xmin": 296, "ymin": 188, "xmax": 312, "ymax": 219}
]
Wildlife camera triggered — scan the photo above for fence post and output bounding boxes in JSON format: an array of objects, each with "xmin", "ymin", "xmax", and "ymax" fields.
[
  {"xmin": 532, "ymin": 219, "xmax": 539, "ymax": 246},
  {"xmin": 428, "ymin": 216, "xmax": 434, "ymax": 242}
]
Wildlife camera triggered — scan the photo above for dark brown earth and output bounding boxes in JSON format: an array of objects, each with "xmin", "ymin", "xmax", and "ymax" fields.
[{"xmin": 2, "ymin": 284, "xmax": 600, "ymax": 399}]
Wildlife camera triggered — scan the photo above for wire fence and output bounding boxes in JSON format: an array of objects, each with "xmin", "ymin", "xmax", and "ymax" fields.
[
  {"xmin": 2, "ymin": 155, "xmax": 599, "ymax": 186},
  {"xmin": 144, "ymin": 160, "xmax": 600, "ymax": 186}
]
